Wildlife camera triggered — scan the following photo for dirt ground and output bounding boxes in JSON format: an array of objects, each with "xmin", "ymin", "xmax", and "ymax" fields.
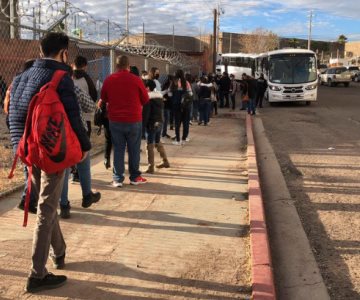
[
  {"xmin": 0, "ymin": 115, "xmax": 251, "ymax": 300},
  {"xmin": 259, "ymin": 83, "xmax": 360, "ymax": 300}
]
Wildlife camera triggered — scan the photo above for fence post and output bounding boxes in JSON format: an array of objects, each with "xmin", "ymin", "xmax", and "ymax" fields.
[
  {"xmin": 144, "ymin": 58, "xmax": 149, "ymax": 71},
  {"xmin": 166, "ymin": 63, "xmax": 170, "ymax": 75},
  {"xmin": 110, "ymin": 48, "xmax": 116, "ymax": 73}
]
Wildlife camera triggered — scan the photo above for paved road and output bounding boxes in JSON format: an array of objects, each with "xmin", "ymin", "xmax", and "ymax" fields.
[
  {"xmin": 0, "ymin": 116, "xmax": 251, "ymax": 299},
  {"xmin": 259, "ymin": 83, "xmax": 360, "ymax": 299}
]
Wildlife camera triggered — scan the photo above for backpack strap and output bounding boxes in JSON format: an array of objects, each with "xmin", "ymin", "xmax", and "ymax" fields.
[
  {"xmin": 49, "ymin": 70, "xmax": 67, "ymax": 90},
  {"xmin": 22, "ymin": 166, "xmax": 33, "ymax": 227}
]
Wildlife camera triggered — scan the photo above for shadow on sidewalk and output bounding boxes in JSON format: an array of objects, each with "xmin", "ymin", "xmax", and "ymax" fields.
[{"xmin": 67, "ymin": 208, "xmax": 250, "ymax": 238}]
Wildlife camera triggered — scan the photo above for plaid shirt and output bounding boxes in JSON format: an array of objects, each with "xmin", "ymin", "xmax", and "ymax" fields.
[{"xmin": 74, "ymin": 85, "xmax": 96, "ymax": 128}]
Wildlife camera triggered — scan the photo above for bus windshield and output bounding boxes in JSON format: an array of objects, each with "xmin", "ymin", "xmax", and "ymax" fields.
[{"xmin": 269, "ymin": 54, "xmax": 317, "ymax": 84}]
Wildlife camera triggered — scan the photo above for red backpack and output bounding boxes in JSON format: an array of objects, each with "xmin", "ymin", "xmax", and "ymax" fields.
[{"xmin": 9, "ymin": 70, "xmax": 83, "ymax": 226}]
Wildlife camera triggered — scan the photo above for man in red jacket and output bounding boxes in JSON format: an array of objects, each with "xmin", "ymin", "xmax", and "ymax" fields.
[{"xmin": 101, "ymin": 55, "xmax": 149, "ymax": 187}]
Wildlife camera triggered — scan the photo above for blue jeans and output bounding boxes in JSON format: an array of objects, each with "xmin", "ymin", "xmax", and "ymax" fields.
[
  {"xmin": 192, "ymin": 100, "xmax": 199, "ymax": 121},
  {"xmin": 147, "ymin": 125, "xmax": 162, "ymax": 144},
  {"xmin": 110, "ymin": 121, "xmax": 142, "ymax": 182},
  {"xmin": 199, "ymin": 99, "xmax": 211, "ymax": 124},
  {"xmin": 60, "ymin": 153, "xmax": 92, "ymax": 206},
  {"xmin": 21, "ymin": 166, "xmax": 37, "ymax": 206},
  {"xmin": 247, "ymin": 98, "xmax": 256, "ymax": 114},
  {"xmin": 162, "ymin": 109, "xmax": 170, "ymax": 137}
]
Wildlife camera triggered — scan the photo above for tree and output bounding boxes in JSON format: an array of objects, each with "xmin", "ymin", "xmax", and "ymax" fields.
[
  {"xmin": 288, "ymin": 38, "xmax": 300, "ymax": 48},
  {"xmin": 241, "ymin": 28, "xmax": 279, "ymax": 53},
  {"xmin": 337, "ymin": 34, "xmax": 348, "ymax": 44}
]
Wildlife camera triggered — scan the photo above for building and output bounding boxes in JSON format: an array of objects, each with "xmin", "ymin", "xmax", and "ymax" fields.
[{"xmin": 345, "ymin": 42, "xmax": 360, "ymax": 65}]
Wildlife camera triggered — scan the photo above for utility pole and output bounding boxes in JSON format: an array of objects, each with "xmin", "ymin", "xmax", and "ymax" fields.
[
  {"xmin": 229, "ymin": 32, "xmax": 232, "ymax": 53},
  {"xmin": 213, "ymin": 8, "xmax": 217, "ymax": 73},
  {"xmin": 33, "ymin": 7, "xmax": 36, "ymax": 40},
  {"xmin": 64, "ymin": 0, "xmax": 68, "ymax": 33},
  {"xmin": 9, "ymin": 0, "xmax": 15, "ymax": 38},
  {"xmin": 126, "ymin": 0, "xmax": 129, "ymax": 43},
  {"xmin": 199, "ymin": 27, "xmax": 202, "ymax": 52},
  {"xmin": 172, "ymin": 24, "xmax": 175, "ymax": 48},
  {"xmin": 143, "ymin": 22, "xmax": 145, "ymax": 45},
  {"xmin": 107, "ymin": 19, "xmax": 110, "ymax": 45},
  {"xmin": 217, "ymin": 3, "xmax": 220, "ymax": 53},
  {"xmin": 308, "ymin": 10, "xmax": 313, "ymax": 50}
]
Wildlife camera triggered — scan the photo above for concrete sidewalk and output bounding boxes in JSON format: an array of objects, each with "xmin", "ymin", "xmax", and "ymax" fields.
[{"xmin": 0, "ymin": 116, "xmax": 251, "ymax": 300}]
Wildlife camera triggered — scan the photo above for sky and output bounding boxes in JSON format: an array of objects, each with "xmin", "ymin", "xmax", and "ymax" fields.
[{"xmin": 68, "ymin": 0, "xmax": 360, "ymax": 41}]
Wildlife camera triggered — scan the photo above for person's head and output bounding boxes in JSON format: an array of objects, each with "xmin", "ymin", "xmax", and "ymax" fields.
[
  {"xmin": 242, "ymin": 73, "xmax": 247, "ymax": 80},
  {"xmin": 149, "ymin": 67, "xmax": 160, "ymax": 80},
  {"xmin": 260, "ymin": 73, "xmax": 264, "ymax": 79},
  {"xmin": 185, "ymin": 73, "xmax": 193, "ymax": 83},
  {"xmin": 130, "ymin": 65, "xmax": 140, "ymax": 76},
  {"xmin": 141, "ymin": 70, "xmax": 148, "ymax": 80},
  {"xmin": 175, "ymin": 69, "xmax": 186, "ymax": 90},
  {"xmin": 200, "ymin": 76, "xmax": 208, "ymax": 84},
  {"xmin": 40, "ymin": 32, "xmax": 69, "ymax": 64},
  {"xmin": 74, "ymin": 55, "xmax": 87, "ymax": 70},
  {"xmin": 116, "ymin": 55, "xmax": 130, "ymax": 71},
  {"xmin": 230, "ymin": 74, "xmax": 235, "ymax": 80},
  {"xmin": 223, "ymin": 72, "xmax": 228, "ymax": 77},
  {"xmin": 145, "ymin": 79, "xmax": 156, "ymax": 92}
]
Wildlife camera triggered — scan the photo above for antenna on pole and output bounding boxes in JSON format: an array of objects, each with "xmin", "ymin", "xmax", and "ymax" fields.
[{"xmin": 308, "ymin": 10, "xmax": 313, "ymax": 50}]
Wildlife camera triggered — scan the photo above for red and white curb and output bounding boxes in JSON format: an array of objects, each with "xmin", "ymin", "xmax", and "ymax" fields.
[{"xmin": 246, "ymin": 114, "xmax": 276, "ymax": 300}]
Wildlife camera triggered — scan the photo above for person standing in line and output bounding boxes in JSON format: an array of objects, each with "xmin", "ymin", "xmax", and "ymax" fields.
[
  {"xmin": 59, "ymin": 85, "xmax": 101, "ymax": 219},
  {"xmin": 71, "ymin": 56, "xmax": 97, "ymax": 183},
  {"xmin": 198, "ymin": 76, "xmax": 212, "ymax": 126},
  {"xmin": 143, "ymin": 79, "xmax": 170, "ymax": 174},
  {"xmin": 161, "ymin": 75, "xmax": 173, "ymax": 139},
  {"xmin": 191, "ymin": 76, "xmax": 200, "ymax": 123},
  {"xmin": 101, "ymin": 55, "xmax": 149, "ymax": 187},
  {"xmin": 169, "ymin": 69, "xmax": 193, "ymax": 145},
  {"xmin": 9, "ymin": 32, "xmax": 91, "ymax": 292},
  {"xmin": 148, "ymin": 67, "xmax": 161, "ymax": 91},
  {"xmin": 239, "ymin": 73, "xmax": 248, "ymax": 111},
  {"xmin": 255, "ymin": 73, "xmax": 268, "ymax": 108},
  {"xmin": 246, "ymin": 75, "xmax": 257, "ymax": 115},
  {"xmin": 219, "ymin": 72, "xmax": 231, "ymax": 108},
  {"xmin": 229, "ymin": 74, "xmax": 238, "ymax": 111}
]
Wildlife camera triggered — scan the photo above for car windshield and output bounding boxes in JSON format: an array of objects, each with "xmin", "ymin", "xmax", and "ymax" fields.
[
  {"xmin": 269, "ymin": 54, "xmax": 317, "ymax": 84},
  {"xmin": 335, "ymin": 68, "xmax": 347, "ymax": 74}
]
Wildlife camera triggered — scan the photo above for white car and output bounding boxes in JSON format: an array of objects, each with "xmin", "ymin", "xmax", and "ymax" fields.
[
  {"xmin": 320, "ymin": 67, "xmax": 352, "ymax": 87},
  {"xmin": 352, "ymin": 70, "xmax": 360, "ymax": 82}
]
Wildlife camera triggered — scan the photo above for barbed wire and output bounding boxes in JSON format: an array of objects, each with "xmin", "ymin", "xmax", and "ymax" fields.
[{"xmin": 0, "ymin": 0, "xmax": 197, "ymax": 67}]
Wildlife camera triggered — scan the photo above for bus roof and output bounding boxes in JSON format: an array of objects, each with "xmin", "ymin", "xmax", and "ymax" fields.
[
  {"xmin": 267, "ymin": 49, "xmax": 316, "ymax": 56},
  {"xmin": 221, "ymin": 53, "xmax": 258, "ymax": 58}
]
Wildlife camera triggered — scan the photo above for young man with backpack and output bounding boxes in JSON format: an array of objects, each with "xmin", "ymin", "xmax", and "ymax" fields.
[{"xmin": 9, "ymin": 32, "xmax": 91, "ymax": 293}]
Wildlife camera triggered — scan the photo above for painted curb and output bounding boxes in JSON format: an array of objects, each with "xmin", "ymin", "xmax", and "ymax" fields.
[{"xmin": 247, "ymin": 114, "xmax": 276, "ymax": 300}]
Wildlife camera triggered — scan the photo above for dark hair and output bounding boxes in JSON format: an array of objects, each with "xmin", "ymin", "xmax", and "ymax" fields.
[
  {"xmin": 130, "ymin": 65, "xmax": 140, "ymax": 76},
  {"xmin": 141, "ymin": 70, "xmax": 148, "ymax": 76},
  {"xmin": 149, "ymin": 67, "xmax": 159, "ymax": 78},
  {"xmin": 40, "ymin": 32, "xmax": 69, "ymax": 57},
  {"xmin": 23, "ymin": 59, "xmax": 35, "ymax": 71},
  {"xmin": 74, "ymin": 56, "xmax": 87, "ymax": 69},
  {"xmin": 185, "ymin": 73, "xmax": 193, "ymax": 83},
  {"xmin": 175, "ymin": 69, "xmax": 186, "ymax": 90},
  {"xmin": 162, "ymin": 75, "xmax": 173, "ymax": 91},
  {"xmin": 145, "ymin": 79, "xmax": 156, "ymax": 91},
  {"xmin": 116, "ymin": 55, "xmax": 130, "ymax": 70},
  {"xmin": 200, "ymin": 76, "xmax": 208, "ymax": 84}
]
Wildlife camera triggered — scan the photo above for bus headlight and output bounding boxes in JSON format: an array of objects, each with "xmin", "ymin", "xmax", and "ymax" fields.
[
  {"xmin": 269, "ymin": 85, "xmax": 281, "ymax": 91},
  {"xmin": 305, "ymin": 84, "xmax": 317, "ymax": 90}
]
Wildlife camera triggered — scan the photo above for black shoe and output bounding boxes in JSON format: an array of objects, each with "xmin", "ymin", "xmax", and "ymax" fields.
[
  {"xmin": 165, "ymin": 134, "xmax": 171, "ymax": 139},
  {"xmin": 51, "ymin": 254, "xmax": 65, "ymax": 270},
  {"xmin": 25, "ymin": 273, "xmax": 67, "ymax": 293},
  {"xmin": 82, "ymin": 191, "xmax": 101, "ymax": 208},
  {"xmin": 170, "ymin": 126, "xmax": 174, "ymax": 130},
  {"xmin": 60, "ymin": 204, "xmax": 71, "ymax": 219},
  {"xmin": 18, "ymin": 200, "xmax": 37, "ymax": 214},
  {"xmin": 104, "ymin": 158, "xmax": 111, "ymax": 170}
]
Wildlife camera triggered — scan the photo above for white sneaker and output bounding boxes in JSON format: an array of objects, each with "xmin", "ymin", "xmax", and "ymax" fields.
[
  {"xmin": 112, "ymin": 181, "xmax": 123, "ymax": 188},
  {"xmin": 185, "ymin": 138, "xmax": 190, "ymax": 142},
  {"xmin": 172, "ymin": 141, "xmax": 181, "ymax": 146}
]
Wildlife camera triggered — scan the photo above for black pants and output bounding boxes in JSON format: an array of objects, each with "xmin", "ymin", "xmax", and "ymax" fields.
[
  {"xmin": 86, "ymin": 121, "xmax": 92, "ymax": 138},
  {"xmin": 174, "ymin": 106, "xmax": 190, "ymax": 142},
  {"xmin": 212, "ymin": 101, "xmax": 218, "ymax": 115},
  {"xmin": 230, "ymin": 94, "xmax": 236, "ymax": 110},
  {"xmin": 256, "ymin": 92, "xmax": 265, "ymax": 108},
  {"xmin": 103, "ymin": 118, "xmax": 112, "ymax": 160},
  {"xmin": 220, "ymin": 91, "xmax": 230, "ymax": 108}
]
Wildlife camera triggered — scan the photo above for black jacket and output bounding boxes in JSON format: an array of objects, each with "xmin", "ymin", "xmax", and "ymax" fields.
[
  {"xmin": 219, "ymin": 76, "xmax": 231, "ymax": 92},
  {"xmin": 198, "ymin": 84, "xmax": 211, "ymax": 99},
  {"xmin": 142, "ymin": 91, "xmax": 164, "ymax": 130},
  {"xmin": 256, "ymin": 78, "xmax": 268, "ymax": 95}
]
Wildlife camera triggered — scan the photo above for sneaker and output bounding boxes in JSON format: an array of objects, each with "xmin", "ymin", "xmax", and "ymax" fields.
[
  {"xmin": 60, "ymin": 204, "xmax": 71, "ymax": 219},
  {"xmin": 172, "ymin": 141, "xmax": 181, "ymax": 146},
  {"xmin": 198, "ymin": 122, "xmax": 203, "ymax": 125},
  {"xmin": 25, "ymin": 273, "xmax": 67, "ymax": 293},
  {"xmin": 185, "ymin": 138, "xmax": 190, "ymax": 142},
  {"xmin": 189, "ymin": 121, "xmax": 193, "ymax": 125},
  {"xmin": 112, "ymin": 181, "xmax": 123, "ymax": 188},
  {"xmin": 82, "ymin": 191, "xmax": 101, "ymax": 208},
  {"xmin": 18, "ymin": 200, "xmax": 37, "ymax": 214},
  {"xmin": 51, "ymin": 254, "xmax": 65, "ymax": 270},
  {"xmin": 130, "ymin": 176, "xmax": 147, "ymax": 185}
]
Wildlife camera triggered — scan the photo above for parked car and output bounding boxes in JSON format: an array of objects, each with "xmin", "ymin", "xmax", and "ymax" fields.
[
  {"xmin": 347, "ymin": 66, "xmax": 360, "ymax": 80},
  {"xmin": 320, "ymin": 67, "xmax": 352, "ymax": 87}
]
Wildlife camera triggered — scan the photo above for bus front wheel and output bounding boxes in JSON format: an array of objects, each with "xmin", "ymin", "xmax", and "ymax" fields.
[{"xmin": 305, "ymin": 101, "xmax": 311, "ymax": 106}]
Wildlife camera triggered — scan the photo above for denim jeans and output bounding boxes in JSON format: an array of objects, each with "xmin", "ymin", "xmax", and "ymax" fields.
[
  {"xmin": 103, "ymin": 118, "xmax": 112, "ymax": 160},
  {"xmin": 110, "ymin": 121, "xmax": 142, "ymax": 182},
  {"xmin": 60, "ymin": 153, "xmax": 92, "ymax": 206},
  {"xmin": 247, "ymin": 98, "xmax": 256, "ymax": 114},
  {"xmin": 147, "ymin": 125, "xmax": 162, "ymax": 144},
  {"xmin": 174, "ymin": 106, "xmax": 190, "ymax": 142},
  {"xmin": 162, "ymin": 109, "xmax": 170, "ymax": 137},
  {"xmin": 22, "ymin": 166, "xmax": 37, "ymax": 206},
  {"xmin": 199, "ymin": 99, "xmax": 211, "ymax": 124},
  {"xmin": 192, "ymin": 100, "xmax": 199, "ymax": 121},
  {"xmin": 219, "ymin": 91, "xmax": 229, "ymax": 108}
]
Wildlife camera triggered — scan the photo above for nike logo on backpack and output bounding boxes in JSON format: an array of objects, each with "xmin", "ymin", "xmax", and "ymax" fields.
[{"xmin": 40, "ymin": 115, "xmax": 66, "ymax": 163}]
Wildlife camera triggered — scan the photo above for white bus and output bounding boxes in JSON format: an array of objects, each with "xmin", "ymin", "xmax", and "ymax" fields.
[
  {"xmin": 256, "ymin": 49, "xmax": 318, "ymax": 105},
  {"xmin": 216, "ymin": 53, "xmax": 257, "ymax": 79}
]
